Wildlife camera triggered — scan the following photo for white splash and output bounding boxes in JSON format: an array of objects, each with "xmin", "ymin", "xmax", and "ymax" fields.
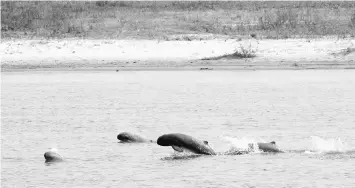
[
  {"xmin": 223, "ymin": 136, "xmax": 263, "ymax": 153},
  {"xmin": 49, "ymin": 147, "xmax": 59, "ymax": 153},
  {"xmin": 309, "ymin": 136, "xmax": 350, "ymax": 153}
]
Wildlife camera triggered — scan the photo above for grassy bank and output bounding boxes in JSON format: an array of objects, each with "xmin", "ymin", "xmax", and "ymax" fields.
[{"xmin": 1, "ymin": 1, "xmax": 355, "ymax": 40}]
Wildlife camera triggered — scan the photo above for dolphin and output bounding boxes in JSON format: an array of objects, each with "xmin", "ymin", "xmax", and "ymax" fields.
[
  {"xmin": 117, "ymin": 132, "xmax": 154, "ymax": 143},
  {"xmin": 44, "ymin": 151, "xmax": 63, "ymax": 163},
  {"xmin": 157, "ymin": 133, "xmax": 217, "ymax": 155},
  {"xmin": 249, "ymin": 141, "xmax": 283, "ymax": 153}
]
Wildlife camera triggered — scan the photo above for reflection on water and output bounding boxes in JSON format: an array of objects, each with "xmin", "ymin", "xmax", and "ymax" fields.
[
  {"xmin": 160, "ymin": 153, "xmax": 207, "ymax": 161},
  {"xmin": 1, "ymin": 70, "xmax": 355, "ymax": 188}
]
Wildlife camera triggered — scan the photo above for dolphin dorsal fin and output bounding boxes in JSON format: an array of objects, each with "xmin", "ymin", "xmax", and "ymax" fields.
[
  {"xmin": 270, "ymin": 141, "xmax": 276, "ymax": 144},
  {"xmin": 203, "ymin": 141, "xmax": 209, "ymax": 145}
]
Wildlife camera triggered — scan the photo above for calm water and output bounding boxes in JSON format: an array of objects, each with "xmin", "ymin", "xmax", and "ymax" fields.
[{"xmin": 1, "ymin": 70, "xmax": 355, "ymax": 188}]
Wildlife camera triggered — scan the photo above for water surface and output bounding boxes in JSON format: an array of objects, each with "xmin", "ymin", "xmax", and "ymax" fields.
[{"xmin": 2, "ymin": 70, "xmax": 355, "ymax": 188}]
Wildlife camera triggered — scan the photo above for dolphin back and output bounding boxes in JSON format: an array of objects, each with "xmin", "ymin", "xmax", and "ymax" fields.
[
  {"xmin": 117, "ymin": 132, "xmax": 152, "ymax": 143},
  {"xmin": 44, "ymin": 151, "xmax": 63, "ymax": 163},
  {"xmin": 157, "ymin": 133, "xmax": 216, "ymax": 155},
  {"xmin": 257, "ymin": 142, "xmax": 282, "ymax": 152}
]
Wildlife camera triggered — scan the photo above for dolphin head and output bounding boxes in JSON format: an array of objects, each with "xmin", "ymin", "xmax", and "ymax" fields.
[
  {"xmin": 157, "ymin": 134, "xmax": 181, "ymax": 146},
  {"xmin": 117, "ymin": 132, "xmax": 133, "ymax": 142}
]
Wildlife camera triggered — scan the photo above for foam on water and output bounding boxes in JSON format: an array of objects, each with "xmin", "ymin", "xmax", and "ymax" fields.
[
  {"xmin": 222, "ymin": 136, "xmax": 263, "ymax": 154},
  {"xmin": 223, "ymin": 136, "xmax": 353, "ymax": 154},
  {"xmin": 49, "ymin": 148, "xmax": 59, "ymax": 153},
  {"xmin": 306, "ymin": 136, "xmax": 351, "ymax": 154}
]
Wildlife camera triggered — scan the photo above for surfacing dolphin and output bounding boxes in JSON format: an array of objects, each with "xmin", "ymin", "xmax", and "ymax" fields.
[
  {"xmin": 117, "ymin": 132, "xmax": 154, "ymax": 143},
  {"xmin": 249, "ymin": 141, "xmax": 283, "ymax": 153},
  {"xmin": 44, "ymin": 151, "xmax": 64, "ymax": 163},
  {"xmin": 157, "ymin": 133, "xmax": 217, "ymax": 155}
]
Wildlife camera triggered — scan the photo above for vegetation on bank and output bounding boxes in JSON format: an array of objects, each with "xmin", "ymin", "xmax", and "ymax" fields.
[
  {"xmin": 1, "ymin": 1, "xmax": 355, "ymax": 40},
  {"xmin": 203, "ymin": 42, "xmax": 257, "ymax": 60}
]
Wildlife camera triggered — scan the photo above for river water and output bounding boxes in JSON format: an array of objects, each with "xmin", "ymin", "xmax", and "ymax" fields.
[{"xmin": 1, "ymin": 70, "xmax": 355, "ymax": 188}]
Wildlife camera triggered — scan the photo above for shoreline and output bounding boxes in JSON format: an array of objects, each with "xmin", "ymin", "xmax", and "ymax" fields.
[
  {"xmin": 1, "ymin": 38, "xmax": 354, "ymax": 72},
  {"xmin": 2, "ymin": 61, "xmax": 355, "ymax": 72}
]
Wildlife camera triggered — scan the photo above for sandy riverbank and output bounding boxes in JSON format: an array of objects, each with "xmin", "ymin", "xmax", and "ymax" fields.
[{"xmin": 1, "ymin": 37, "xmax": 355, "ymax": 71}]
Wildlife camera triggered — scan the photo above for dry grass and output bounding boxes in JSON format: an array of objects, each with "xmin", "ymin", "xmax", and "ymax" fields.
[
  {"xmin": 1, "ymin": 1, "xmax": 355, "ymax": 39},
  {"xmin": 331, "ymin": 47, "xmax": 355, "ymax": 56},
  {"xmin": 202, "ymin": 41, "xmax": 257, "ymax": 60}
]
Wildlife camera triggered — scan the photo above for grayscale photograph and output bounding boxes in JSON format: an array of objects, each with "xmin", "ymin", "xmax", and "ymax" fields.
[{"xmin": 1, "ymin": 1, "xmax": 355, "ymax": 187}]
